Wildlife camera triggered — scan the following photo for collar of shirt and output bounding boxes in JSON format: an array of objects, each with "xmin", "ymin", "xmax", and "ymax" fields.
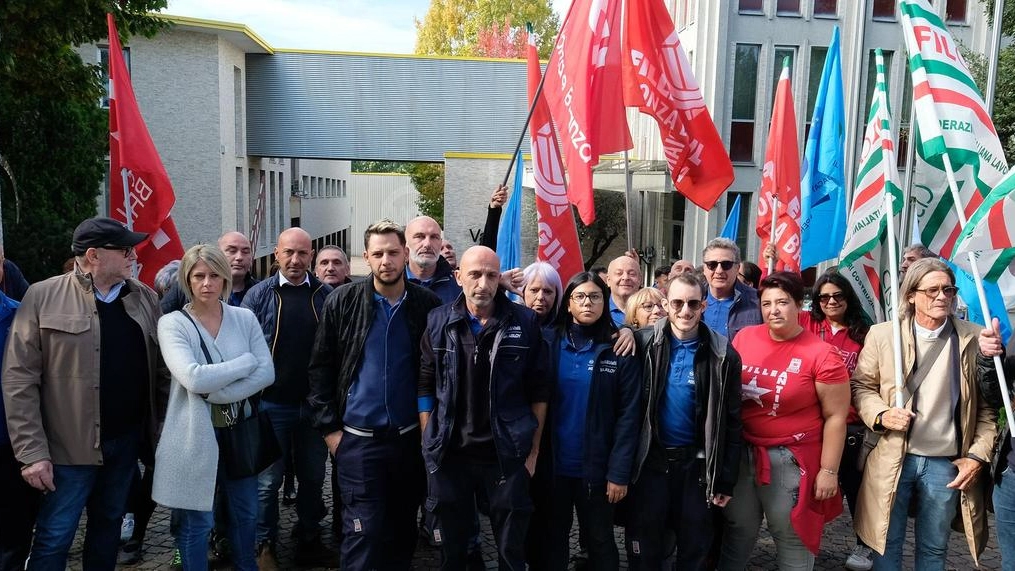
[
  {"xmin": 277, "ymin": 271, "xmax": 310, "ymax": 287},
  {"xmin": 670, "ymin": 331, "xmax": 700, "ymax": 351},
  {"xmin": 404, "ymin": 265, "xmax": 432, "ymax": 286},
  {"xmin": 374, "ymin": 290, "xmax": 406, "ymax": 318},
  {"xmin": 914, "ymin": 319, "xmax": 948, "ymax": 339},
  {"xmin": 94, "ymin": 280, "xmax": 126, "ymax": 303}
]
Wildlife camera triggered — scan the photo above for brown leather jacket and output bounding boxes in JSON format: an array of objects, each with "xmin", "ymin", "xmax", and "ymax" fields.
[{"xmin": 2, "ymin": 270, "xmax": 167, "ymax": 466}]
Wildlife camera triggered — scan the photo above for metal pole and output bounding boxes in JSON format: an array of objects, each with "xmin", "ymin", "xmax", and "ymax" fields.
[
  {"xmin": 501, "ymin": 60, "xmax": 549, "ymax": 187},
  {"xmin": 986, "ymin": 0, "xmax": 1006, "ymax": 115},
  {"xmin": 844, "ymin": 0, "xmax": 870, "ymax": 207},
  {"xmin": 767, "ymin": 195, "xmax": 779, "ymax": 274},
  {"xmin": 624, "ymin": 151, "xmax": 634, "ymax": 252}
]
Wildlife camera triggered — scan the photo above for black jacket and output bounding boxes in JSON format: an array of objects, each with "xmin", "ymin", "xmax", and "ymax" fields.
[
  {"xmin": 633, "ymin": 319, "xmax": 743, "ymax": 498},
  {"xmin": 978, "ymin": 339, "xmax": 1015, "ymax": 482},
  {"xmin": 160, "ymin": 274, "xmax": 259, "ymax": 313},
  {"xmin": 307, "ymin": 278, "xmax": 441, "ymax": 435},
  {"xmin": 542, "ymin": 328, "xmax": 643, "ymax": 486},
  {"xmin": 408, "ymin": 256, "xmax": 461, "ymax": 304}
]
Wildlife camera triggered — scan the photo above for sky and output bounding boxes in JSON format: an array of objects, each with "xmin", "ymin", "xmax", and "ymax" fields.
[{"xmin": 163, "ymin": 0, "xmax": 572, "ymax": 54}]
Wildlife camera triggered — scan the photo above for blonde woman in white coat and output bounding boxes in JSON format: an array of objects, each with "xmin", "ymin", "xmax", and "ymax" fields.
[{"xmin": 153, "ymin": 244, "xmax": 273, "ymax": 571}]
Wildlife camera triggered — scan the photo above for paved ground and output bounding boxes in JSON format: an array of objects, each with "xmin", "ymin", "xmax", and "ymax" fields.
[{"xmin": 64, "ymin": 462, "xmax": 1003, "ymax": 570}]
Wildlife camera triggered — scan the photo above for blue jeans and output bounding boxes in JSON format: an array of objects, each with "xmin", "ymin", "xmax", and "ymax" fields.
[
  {"xmin": 873, "ymin": 454, "xmax": 959, "ymax": 571},
  {"xmin": 173, "ymin": 475, "xmax": 258, "ymax": 571},
  {"xmin": 994, "ymin": 465, "xmax": 1015, "ymax": 571},
  {"xmin": 256, "ymin": 400, "xmax": 327, "ymax": 544},
  {"xmin": 27, "ymin": 431, "xmax": 139, "ymax": 571}
]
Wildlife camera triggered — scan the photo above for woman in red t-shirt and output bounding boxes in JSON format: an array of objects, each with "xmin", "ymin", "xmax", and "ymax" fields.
[
  {"xmin": 800, "ymin": 270, "xmax": 872, "ymax": 570},
  {"xmin": 719, "ymin": 272, "xmax": 851, "ymax": 570}
]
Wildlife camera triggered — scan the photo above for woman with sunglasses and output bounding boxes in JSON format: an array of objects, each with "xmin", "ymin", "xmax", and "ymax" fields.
[
  {"xmin": 800, "ymin": 270, "xmax": 873, "ymax": 569},
  {"xmin": 719, "ymin": 271, "xmax": 850, "ymax": 570},
  {"xmin": 624, "ymin": 287, "xmax": 667, "ymax": 329},
  {"xmin": 534, "ymin": 272, "xmax": 642, "ymax": 570}
]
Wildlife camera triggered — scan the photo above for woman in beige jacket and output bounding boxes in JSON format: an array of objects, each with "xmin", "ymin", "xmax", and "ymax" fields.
[{"xmin": 851, "ymin": 258, "xmax": 997, "ymax": 570}]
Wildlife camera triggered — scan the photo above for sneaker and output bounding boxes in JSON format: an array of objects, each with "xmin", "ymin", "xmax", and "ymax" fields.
[
  {"xmin": 293, "ymin": 537, "xmax": 339, "ymax": 567},
  {"xmin": 117, "ymin": 539, "xmax": 142, "ymax": 565},
  {"xmin": 120, "ymin": 513, "xmax": 135, "ymax": 543},
  {"xmin": 845, "ymin": 544, "xmax": 874, "ymax": 571},
  {"xmin": 169, "ymin": 548, "xmax": 183, "ymax": 571},
  {"xmin": 257, "ymin": 541, "xmax": 280, "ymax": 571}
]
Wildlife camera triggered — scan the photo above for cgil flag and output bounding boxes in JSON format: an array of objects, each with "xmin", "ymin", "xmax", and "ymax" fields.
[
  {"xmin": 900, "ymin": 0, "xmax": 1015, "ymax": 287},
  {"xmin": 107, "ymin": 14, "xmax": 184, "ymax": 286},
  {"xmin": 543, "ymin": 0, "xmax": 632, "ymax": 224},
  {"xmin": 720, "ymin": 195, "xmax": 742, "ymax": 241},
  {"xmin": 756, "ymin": 58, "xmax": 802, "ymax": 273},
  {"xmin": 497, "ymin": 149, "xmax": 524, "ymax": 273},
  {"xmin": 621, "ymin": 0, "xmax": 733, "ymax": 211},
  {"xmin": 800, "ymin": 27, "xmax": 846, "ymax": 269},
  {"xmin": 838, "ymin": 50, "xmax": 904, "ymax": 324},
  {"xmin": 527, "ymin": 27, "xmax": 584, "ymax": 283}
]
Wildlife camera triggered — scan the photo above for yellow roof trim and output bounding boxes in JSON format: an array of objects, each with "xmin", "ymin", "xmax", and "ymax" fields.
[
  {"xmin": 158, "ymin": 14, "xmax": 274, "ymax": 54},
  {"xmin": 445, "ymin": 152, "xmax": 533, "ymax": 160}
]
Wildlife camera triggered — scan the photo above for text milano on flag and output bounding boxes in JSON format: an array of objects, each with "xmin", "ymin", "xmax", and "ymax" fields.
[
  {"xmin": 900, "ymin": 0, "xmax": 1014, "ymax": 282},
  {"xmin": 756, "ymin": 59, "xmax": 802, "ymax": 273},
  {"xmin": 799, "ymin": 26, "xmax": 846, "ymax": 269},
  {"xmin": 527, "ymin": 29, "xmax": 584, "ymax": 283},
  {"xmin": 107, "ymin": 14, "xmax": 184, "ymax": 286},
  {"xmin": 838, "ymin": 50, "xmax": 903, "ymax": 324},
  {"xmin": 621, "ymin": 0, "xmax": 733, "ymax": 211},
  {"xmin": 543, "ymin": 0, "xmax": 632, "ymax": 224}
]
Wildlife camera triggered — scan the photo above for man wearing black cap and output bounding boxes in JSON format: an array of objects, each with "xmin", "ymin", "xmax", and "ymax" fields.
[{"xmin": 2, "ymin": 216, "xmax": 166, "ymax": 570}]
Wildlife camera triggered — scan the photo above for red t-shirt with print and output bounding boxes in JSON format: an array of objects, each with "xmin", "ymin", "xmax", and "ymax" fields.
[{"xmin": 732, "ymin": 324, "xmax": 850, "ymax": 439}]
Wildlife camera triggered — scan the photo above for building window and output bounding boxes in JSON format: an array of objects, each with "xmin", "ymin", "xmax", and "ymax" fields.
[
  {"xmin": 872, "ymin": 0, "xmax": 895, "ymax": 20},
  {"xmin": 730, "ymin": 44, "xmax": 761, "ymax": 163},
  {"xmin": 739, "ymin": 0, "xmax": 763, "ymax": 14},
  {"xmin": 777, "ymin": 0, "xmax": 801, "ymax": 16},
  {"xmin": 233, "ymin": 67, "xmax": 244, "ymax": 156},
  {"xmin": 946, "ymin": 0, "xmax": 967, "ymax": 23},
  {"xmin": 771, "ymin": 46, "xmax": 797, "ymax": 109},
  {"xmin": 813, "ymin": 0, "xmax": 837, "ymax": 17},
  {"xmin": 679, "ymin": 0, "xmax": 696, "ymax": 28},
  {"xmin": 805, "ymin": 46, "xmax": 829, "ymax": 139},
  {"xmin": 98, "ymin": 46, "xmax": 131, "ymax": 108}
]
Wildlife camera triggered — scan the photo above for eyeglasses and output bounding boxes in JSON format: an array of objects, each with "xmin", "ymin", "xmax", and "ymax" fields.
[
  {"xmin": 101, "ymin": 245, "xmax": 135, "ymax": 258},
  {"xmin": 570, "ymin": 292, "xmax": 604, "ymax": 304},
  {"xmin": 817, "ymin": 292, "xmax": 846, "ymax": 304},
  {"xmin": 639, "ymin": 302, "xmax": 665, "ymax": 312},
  {"xmin": 668, "ymin": 299, "xmax": 703, "ymax": 311},
  {"xmin": 914, "ymin": 285, "xmax": 958, "ymax": 298},
  {"xmin": 703, "ymin": 260, "xmax": 736, "ymax": 271}
]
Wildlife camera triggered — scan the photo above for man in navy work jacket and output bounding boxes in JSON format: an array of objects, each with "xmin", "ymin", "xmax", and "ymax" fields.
[
  {"xmin": 308, "ymin": 219, "xmax": 441, "ymax": 570},
  {"xmin": 418, "ymin": 246, "xmax": 550, "ymax": 570}
]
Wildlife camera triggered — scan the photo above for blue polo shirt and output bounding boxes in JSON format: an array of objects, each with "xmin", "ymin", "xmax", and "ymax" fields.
[
  {"xmin": 343, "ymin": 292, "xmax": 417, "ymax": 429},
  {"xmin": 554, "ymin": 330, "xmax": 597, "ymax": 478},
  {"xmin": 703, "ymin": 291, "xmax": 733, "ymax": 337},
  {"xmin": 609, "ymin": 297, "xmax": 626, "ymax": 327},
  {"xmin": 659, "ymin": 334, "xmax": 698, "ymax": 447}
]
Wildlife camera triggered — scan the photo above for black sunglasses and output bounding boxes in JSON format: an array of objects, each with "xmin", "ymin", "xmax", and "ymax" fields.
[
  {"xmin": 703, "ymin": 260, "xmax": 736, "ymax": 271},
  {"xmin": 816, "ymin": 292, "xmax": 846, "ymax": 304}
]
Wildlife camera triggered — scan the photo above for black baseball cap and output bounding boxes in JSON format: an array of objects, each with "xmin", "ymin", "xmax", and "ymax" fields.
[{"xmin": 71, "ymin": 217, "xmax": 148, "ymax": 256}]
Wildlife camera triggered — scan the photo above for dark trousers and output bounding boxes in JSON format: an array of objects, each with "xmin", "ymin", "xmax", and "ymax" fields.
[
  {"xmin": 0, "ymin": 443, "xmax": 40, "ymax": 571},
  {"xmin": 545, "ymin": 476, "xmax": 617, "ymax": 571},
  {"xmin": 336, "ymin": 429, "xmax": 423, "ymax": 571},
  {"xmin": 125, "ymin": 464, "xmax": 156, "ymax": 543},
  {"xmin": 625, "ymin": 458, "xmax": 713, "ymax": 571},
  {"xmin": 428, "ymin": 456, "xmax": 533, "ymax": 570}
]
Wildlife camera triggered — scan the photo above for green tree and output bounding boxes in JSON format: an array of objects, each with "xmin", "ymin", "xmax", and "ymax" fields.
[
  {"xmin": 0, "ymin": 1, "xmax": 168, "ymax": 280},
  {"xmin": 415, "ymin": 0, "xmax": 559, "ymax": 59},
  {"xmin": 577, "ymin": 190, "xmax": 627, "ymax": 269},
  {"xmin": 962, "ymin": 41, "xmax": 1015, "ymax": 162},
  {"xmin": 409, "ymin": 163, "xmax": 446, "ymax": 227}
]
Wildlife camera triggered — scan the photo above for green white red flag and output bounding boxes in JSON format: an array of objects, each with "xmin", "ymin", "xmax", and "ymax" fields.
[
  {"xmin": 838, "ymin": 50, "xmax": 903, "ymax": 323},
  {"xmin": 900, "ymin": 0, "xmax": 1014, "ymax": 284},
  {"xmin": 621, "ymin": 0, "xmax": 733, "ymax": 211},
  {"xmin": 756, "ymin": 59, "xmax": 801, "ymax": 273},
  {"xmin": 527, "ymin": 29, "xmax": 584, "ymax": 284}
]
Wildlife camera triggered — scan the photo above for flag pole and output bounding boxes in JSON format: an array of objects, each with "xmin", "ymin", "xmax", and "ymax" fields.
[
  {"xmin": 501, "ymin": 53, "xmax": 549, "ymax": 187},
  {"xmin": 767, "ymin": 195, "xmax": 779, "ymax": 274},
  {"xmin": 940, "ymin": 153, "xmax": 1015, "ymax": 424},
  {"xmin": 121, "ymin": 158, "xmax": 138, "ymax": 279},
  {"xmin": 882, "ymin": 172, "xmax": 905, "ymax": 407},
  {"xmin": 985, "ymin": 0, "xmax": 1005, "ymax": 115}
]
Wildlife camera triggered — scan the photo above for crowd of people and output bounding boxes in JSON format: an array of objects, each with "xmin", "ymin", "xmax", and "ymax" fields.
[{"xmin": 0, "ymin": 202, "xmax": 1012, "ymax": 571}]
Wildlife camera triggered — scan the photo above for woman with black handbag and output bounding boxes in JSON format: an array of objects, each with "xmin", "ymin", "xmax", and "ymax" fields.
[{"xmin": 153, "ymin": 244, "xmax": 274, "ymax": 571}]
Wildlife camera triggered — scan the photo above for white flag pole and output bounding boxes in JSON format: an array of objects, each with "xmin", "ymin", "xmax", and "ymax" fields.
[
  {"xmin": 882, "ymin": 183, "xmax": 905, "ymax": 407},
  {"xmin": 940, "ymin": 153, "xmax": 1015, "ymax": 424},
  {"xmin": 767, "ymin": 194, "xmax": 779, "ymax": 274},
  {"xmin": 121, "ymin": 167, "xmax": 138, "ymax": 279}
]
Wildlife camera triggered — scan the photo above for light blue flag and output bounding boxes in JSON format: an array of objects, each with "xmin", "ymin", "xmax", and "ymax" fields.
[
  {"xmin": 720, "ymin": 195, "xmax": 742, "ymax": 241},
  {"xmin": 497, "ymin": 150, "xmax": 523, "ymax": 272},
  {"xmin": 944, "ymin": 259, "xmax": 1012, "ymax": 345},
  {"xmin": 800, "ymin": 26, "xmax": 846, "ymax": 268}
]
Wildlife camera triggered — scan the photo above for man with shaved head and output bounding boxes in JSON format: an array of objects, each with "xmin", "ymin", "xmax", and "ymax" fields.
[
  {"xmin": 607, "ymin": 254, "xmax": 643, "ymax": 325},
  {"xmin": 160, "ymin": 231, "xmax": 259, "ymax": 313},
  {"xmin": 419, "ymin": 246, "xmax": 550, "ymax": 569},
  {"xmin": 242, "ymin": 227, "xmax": 334, "ymax": 568},
  {"xmin": 405, "ymin": 216, "xmax": 461, "ymax": 303}
]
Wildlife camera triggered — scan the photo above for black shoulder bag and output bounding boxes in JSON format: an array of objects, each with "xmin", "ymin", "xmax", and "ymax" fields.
[{"xmin": 179, "ymin": 310, "xmax": 281, "ymax": 479}]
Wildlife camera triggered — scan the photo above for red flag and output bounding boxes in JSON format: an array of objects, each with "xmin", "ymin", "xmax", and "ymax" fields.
[
  {"xmin": 756, "ymin": 60, "xmax": 802, "ymax": 273},
  {"xmin": 543, "ymin": 0, "xmax": 632, "ymax": 224},
  {"xmin": 107, "ymin": 14, "xmax": 184, "ymax": 286},
  {"xmin": 622, "ymin": 0, "xmax": 733, "ymax": 211},
  {"xmin": 528, "ymin": 30, "xmax": 585, "ymax": 283}
]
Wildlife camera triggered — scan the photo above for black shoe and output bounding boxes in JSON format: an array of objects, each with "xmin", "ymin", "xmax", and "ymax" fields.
[
  {"xmin": 118, "ymin": 539, "xmax": 143, "ymax": 565},
  {"xmin": 293, "ymin": 537, "xmax": 339, "ymax": 567},
  {"xmin": 208, "ymin": 532, "xmax": 231, "ymax": 567},
  {"xmin": 466, "ymin": 548, "xmax": 485, "ymax": 571}
]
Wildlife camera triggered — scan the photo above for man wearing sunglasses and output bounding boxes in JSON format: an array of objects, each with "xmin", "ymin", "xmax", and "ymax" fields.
[
  {"xmin": 700, "ymin": 238, "xmax": 761, "ymax": 341},
  {"xmin": 625, "ymin": 272, "xmax": 743, "ymax": 570}
]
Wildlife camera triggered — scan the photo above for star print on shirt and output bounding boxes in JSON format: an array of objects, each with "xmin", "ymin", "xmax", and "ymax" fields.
[{"xmin": 741, "ymin": 376, "xmax": 772, "ymax": 407}]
